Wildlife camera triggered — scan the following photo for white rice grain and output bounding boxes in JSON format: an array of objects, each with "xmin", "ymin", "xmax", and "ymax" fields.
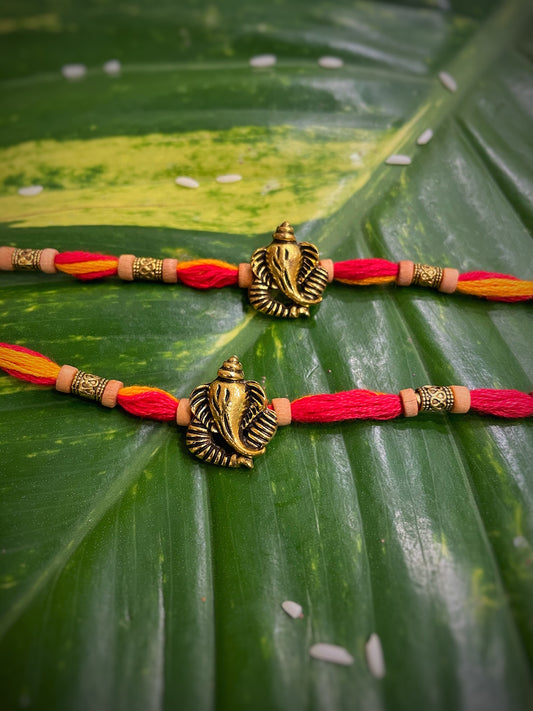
[
  {"xmin": 103, "ymin": 59, "xmax": 122, "ymax": 76},
  {"xmin": 318, "ymin": 56, "xmax": 344, "ymax": 69},
  {"xmin": 216, "ymin": 174, "xmax": 242, "ymax": 184},
  {"xmin": 18, "ymin": 185, "xmax": 43, "ymax": 197},
  {"xmin": 365, "ymin": 633, "xmax": 386, "ymax": 678},
  {"xmin": 438, "ymin": 71, "xmax": 457, "ymax": 93},
  {"xmin": 417, "ymin": 128, "xmax": 434, "ymax": 146},
  {"xmin": 385, "ymin": 154, "xmax": 412, "ymax": 166},
  {"xmin": 281, "ymin": 600, "xmax": 303, "ymax": 619},
  {"xmin": 309, "ymin": 643, "xmax": 354, "ymax": 666},
  {"xmin": 249, "ymin": 54, "xmax": 277, "ymax": 68},
  {"xmin": 175, "ymin": 176, "xmax": 200, "ymax": 189},
  {"xmin": 61, "ymin": 63, "xmax": 87, "ymax": 80}
]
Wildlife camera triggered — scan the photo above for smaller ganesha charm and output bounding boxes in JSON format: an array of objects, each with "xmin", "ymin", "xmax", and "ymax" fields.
[
  {"xmin": 249, "ymin": 221, "xmax": 329, "ymax": 318},
  {"xmin": 186, "ymin": 356, "xmax": 278, "ymax": 468}
]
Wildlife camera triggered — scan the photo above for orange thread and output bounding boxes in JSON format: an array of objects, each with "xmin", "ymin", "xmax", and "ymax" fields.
[
  {"xmin": 0, "ymin": 345, "xmax": 61, "ymax": 379},
  {"xmin": 56, "ymin": 259, "xmax": 119, "ymax": 275},
  {"xmin": 456, "ymin": 278, "xmax": 533, "ymax": 300},
  {"xmin": 335, "ymin": 276, "xmax": 397, "ymax": 286},
  {"xmin": 177, "ymin": 259, "xmax": 238, "ymax": 272}
]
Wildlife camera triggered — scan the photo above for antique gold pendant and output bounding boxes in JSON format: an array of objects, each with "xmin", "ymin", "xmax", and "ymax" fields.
[
  {"xmin": 249, "ymin": 221, "xmax": 329, "ymax": 318},
  {"xmin": 186, "ymin": 356, "xmax": 278, "ymax": 468}
]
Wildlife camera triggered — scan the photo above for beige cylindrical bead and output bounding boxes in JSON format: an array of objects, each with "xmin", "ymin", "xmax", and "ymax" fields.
[
  {"xmin": 399, "ymin": 388, "xmax": 418, "ymax": 417},
  {"xmin": 397, "ymin": 260, "xmax": 414, "ymax": 287},
  {"xmin": 56, "ymin": 364, "xmax": 78, "ymax": 393},
  {"xmin": 271, "ymin": 398, "xmax": 292, "ymax": 426},
  {"xmin": 319, "ymin": 259, "xmax": 334, "ymax": 283},
  {"xmin": 238, "ymin": 263, "xmax": 253, "ymax": 288},
  {"xmin": 101, "ymin": 379, "xmax": 124, "ymax": 408},
  {"xmin": 162, "ymin": 258, "xmax": 178, "ymax": 283},
  {"xmin": 176, "ymin": 398, "xmax": 191, "ymax": 426},
  {"xmin": 117, "ymin": 254, "xmax": 136, "ymax": 281},
  {"xmin": 0, "ymin": 246, "xmax": 15, "ymax": 271},
  {"xmin": 450, "ymin": 385, "xmax": 471, "ymax": 414},
  {"xmin": 39, "ymin": 248, "xmax": 59, "ymax": 274},
  {"xmin": 438, "ymin": 267, "xmax": 459, "ymax": 294}
]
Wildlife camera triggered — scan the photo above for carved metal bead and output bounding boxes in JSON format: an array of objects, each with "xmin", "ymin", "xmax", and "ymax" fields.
[
  {"xmin": 132, "ymin": 257, "xmax": 164, "ymax": 281},
  {"xmin": 412, "ymin": 263, "xmax": 444, "ymax": 289},
  {"xmin": 70, "ymin": 371, "xmax": 109, "ymax": 402},
  {"xmin": 12, "ymin": 248, "xmax": 42, "ymax": 271},
  {"xmin": 415, "ymin": 385, "xmax": 454, "ymax": 413}
]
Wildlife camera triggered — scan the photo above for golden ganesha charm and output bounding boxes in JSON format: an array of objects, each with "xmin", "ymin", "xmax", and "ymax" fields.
[
  {"xmin": 186, "ymin": 356, "xmax": 278, "ymax": 468},
  {"xmin": 249, "ymin": 221, "xmax": 329, "ymax": 318}
]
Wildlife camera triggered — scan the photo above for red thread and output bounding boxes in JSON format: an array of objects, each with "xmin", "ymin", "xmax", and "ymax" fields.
[
  {"xmin": 291, "ymin": 390, "xmax": 402, "ymax": 423},
  {"xmin": 176, "ymin": 262, "xmax": 239, "ymax": 289},
  {"xmin": 458, "ymin": 271, "xmax": 519, "ymax": 282},
  {"xmin": 117, "ymin": 388, "xmax": 179, "ymax": 421},
  {"xmin": 55, "ymin": 251, "xmax": 119, "ymax": 280},
  {"xmin": 334, "ymin": 259, "xmax": 399, "ymax": 282},
  {"xmin": 470, "ymin": 389, "xmax": 533, "ymax": 418}
]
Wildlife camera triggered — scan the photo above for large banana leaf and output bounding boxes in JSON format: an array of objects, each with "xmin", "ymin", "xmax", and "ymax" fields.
[{"xmin": 1, "ymin": 1, "xmax": 532, "ymax": 709}]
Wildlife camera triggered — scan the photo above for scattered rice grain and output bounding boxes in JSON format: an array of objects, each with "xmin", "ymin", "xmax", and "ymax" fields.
[
  {"xmin": 309, "ymin": 643, "xmax": 354, "ymax": 666},
  {"xmin": 365, "ymin": 633, "xmax": 386, "ymax": 679},
  {"xmin": 175, "ymin": 176, "xmax": 200, "ymax": 189},
  {"xmin": 18, "ymin": 185, "xmax": 43, "ymax": 197},
  {"xmin": 385, "ymin": 154, "xmax": 412, "ymax": 166},
  {"xmin": 216, "ymin": 174, "xmax": 242, "ymax": 184},
  {"xmin": 249, "ymin": 54, "xmax": 277, "ymax": 68},
  {"xmin": 281, "ymin": 600, "xmax": 303, "ymax": 619},
  {"xmin": 318, "ymin": 56, "xmax": 344, "ymax": 69},
  {"xmin": 438, "ymin": 71, "xmax": 457, "ymax": 93},
  {"xmin": 61, "ymin": 63, "xmax": 87, "ymax": 80},
  {"xmin": 103, "ymin": 59, "xmax": 122, "ymax": 76},
  {"xmin": 417, "ymin": 129, "xmax": 433, "ymax": 146}
]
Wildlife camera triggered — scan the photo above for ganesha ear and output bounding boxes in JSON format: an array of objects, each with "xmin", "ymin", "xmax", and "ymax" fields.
[
  {"xmin": 298, "ymin": 242, "xmax": 321, "ymax": 282},
  {"xmin": 250, "ymin": 247, "xmax": 272, "ymax": 285},
  {"xmin": 188, "ymin": 384, "xmax": 211, "ymax": 427}
]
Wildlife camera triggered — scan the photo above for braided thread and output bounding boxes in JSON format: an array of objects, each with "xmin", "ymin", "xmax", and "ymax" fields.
[
  {"xmin": 470, "ymin": 389, "xmax": 533, "ymax": 417},
  {"xmin": 457, "ymin": 271, "xmax": 533, "ymax": 302},
  {"xmin": 290, "ymin": 390, "xmax": 403, "ymax": 423},
  {"xmin": 176, "ymin": 259, "xmax": 239, "ymax": 288},
  {"xmin": 0, "ymin": 343, "xmax": 60, "ymax": 385},
  {"xmin": 54, "ymin": 251, "xmax": 119, "ymax": 280},
  {"xmin": 333, "ymin": 259, "xmax": 398, "ymax": 286},
  {"xmin": 117, "ymin": 386, "xmax": 179, "ymax": 421}
]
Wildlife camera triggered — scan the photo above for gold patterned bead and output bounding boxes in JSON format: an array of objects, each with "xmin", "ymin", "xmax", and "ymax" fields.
[
  {"xmin": 132, "ymin": 257, "xmax": 164, "ymax": 281},
  {"xmin": 70, "ymin": 371, "xmax": 109, "ymax": 402},
  {"xmin": 415, "ymin": 385, "xmax": 454, "ymax": 413},
  {"xmin": 12, "ymin": 248, "xmax": 42, "ymax": 271},
  {"xmin": 412, "ymin": 263, "xmax": 444, "ymax": 290}
]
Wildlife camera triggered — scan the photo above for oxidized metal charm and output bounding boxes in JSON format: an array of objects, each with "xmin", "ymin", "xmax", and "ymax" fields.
[
  {"xmin": 249, "ymin": 221, "xmax": 329, "ymax": 318},
  {"xmin": 186, "ymin": 356, "xmax": 278, "ymax": 468},
  {"xmin": 415, "ymin": 385, "xmax": 454, "ymax": 413}
]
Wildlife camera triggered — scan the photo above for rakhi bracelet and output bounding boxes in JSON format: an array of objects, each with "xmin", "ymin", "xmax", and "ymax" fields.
[
  {"xmin": 1, "ymin": 343, "xmax": 531, "ymax": 469},
  {"xmin": 1, "ymin": 222, "xmax": 531, "ymax": 318}
]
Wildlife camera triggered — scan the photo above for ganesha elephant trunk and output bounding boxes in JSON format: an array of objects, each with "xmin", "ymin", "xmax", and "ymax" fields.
[
  {"xmin": 267, "ymin": 242, "xmax": 322, "ymax": 306},
  {"xmin": 208, "ymin": 378, "xmax": 265, "ymax": 458}
]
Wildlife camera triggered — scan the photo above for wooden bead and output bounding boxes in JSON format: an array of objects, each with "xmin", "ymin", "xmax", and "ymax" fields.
[
  {"xmin": 450, "ymin": 385, "xmax": 471, "ymax": 414},
  {"xmin": 438, "ymin": 267, "xmax": 459, "ymax": 294},
  {"xmin": 56, "ymin": 364, "xmax": 78, "ymax": 393},
  {"xmin": 399, "ymin": 388, "xmax": 418, "ymax": 417},
  {"xmin": 176, "ymin": 398, "xmax": 191, "ymax": 426},
  {"xmin": 39, "ymin": 248, "xmax": 59, "ymax": 274},
  {"xmin": 101, "ymin": 379, "xmax": 124, "ymax": 408},
  {"xmin": 271, "ymin": 398, "xmax": 291, "ymax": 426},
  {"xmin": 117, "ymin": 254, "xmax": 135, "ymax": 281},
  {"xmin": 162, "ymin": 258, "xmax": 178, "ymax": 283},
  {"xmin": 238, "ymin": 263, "xmax": 253, "ymax": 288},
  {"xmin": 319, "ymin": 259, "xmax": 334, "ymax": 283},
  {"xmin": 397, "ymin": 260, "xmax": 414, "ymax": 287},
  {"xmin": 0, "ymin": 246, "xmax": 15, "ymax": 271}
]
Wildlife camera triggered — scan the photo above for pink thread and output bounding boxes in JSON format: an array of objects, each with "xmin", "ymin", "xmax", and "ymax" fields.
[{"xmin": 291, "ymin": 389, "xmax": 402, "ymax": 423}]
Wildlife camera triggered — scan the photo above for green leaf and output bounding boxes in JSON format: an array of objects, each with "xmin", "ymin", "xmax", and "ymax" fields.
[{"xmin": 1, "ymin": 1, "xmax": 532, "ymax": 710}]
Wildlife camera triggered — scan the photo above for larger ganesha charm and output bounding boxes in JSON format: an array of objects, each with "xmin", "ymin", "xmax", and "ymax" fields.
[
  {"xmin": 186, "ymin": 356, "xmax": 278, "ymax": 468},
  {"xmin": 249, "ymin": 221, "xmax": 329, "ymax": 318}
]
